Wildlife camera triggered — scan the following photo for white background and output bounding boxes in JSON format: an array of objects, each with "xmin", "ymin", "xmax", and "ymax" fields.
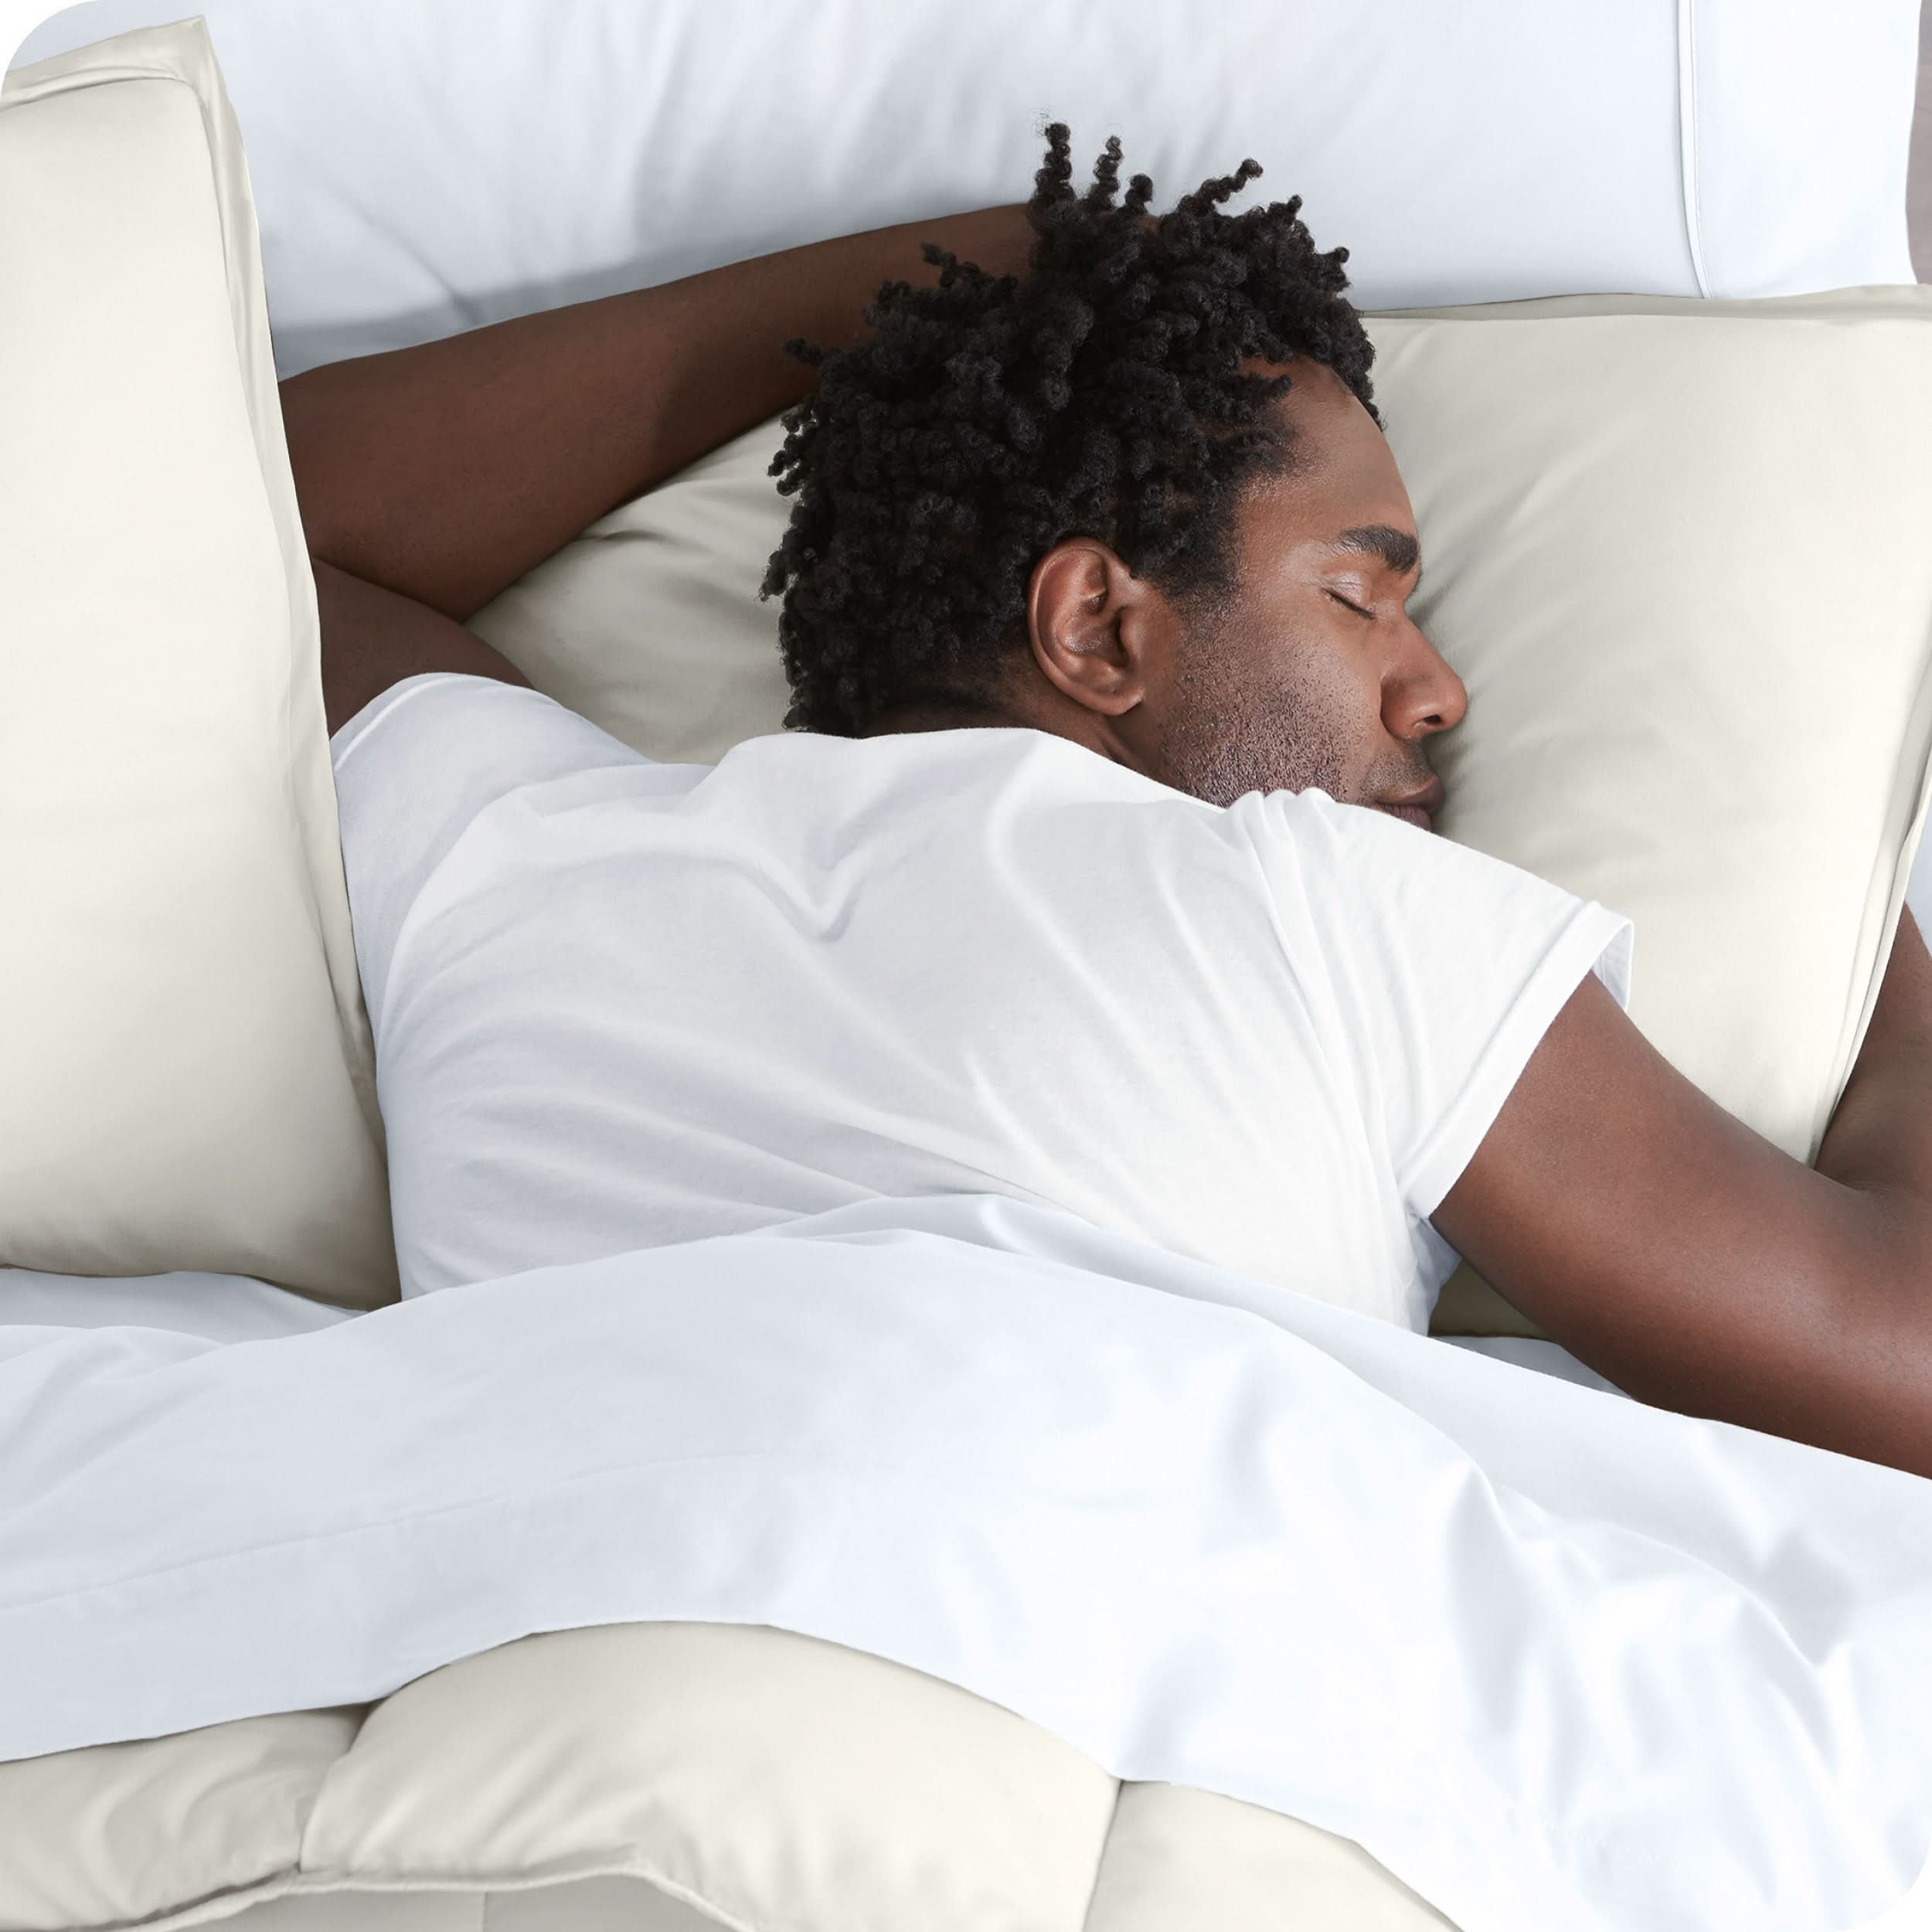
[{"xmin": 3, "ymin": 0, "xmax": 46, "ymax": 70}]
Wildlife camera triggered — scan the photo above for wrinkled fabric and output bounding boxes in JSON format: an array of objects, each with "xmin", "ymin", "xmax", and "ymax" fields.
[
  {"xmin": 332, "ymin": 674, "xmax": 1631, "ymax": 1331},
  {"xmin": 2, "ymin": 1192, "xmax": 1928, "ymax": 1932}
]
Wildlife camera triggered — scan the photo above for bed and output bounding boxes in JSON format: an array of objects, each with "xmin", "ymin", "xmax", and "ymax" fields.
[
  {"xmin": 4, "ymin": 6, "xmax": 1932, "ymax": 1930},
  {"xmin": 0, "ymin": 1233, "xmax": 1633, "ymax": 1932}
]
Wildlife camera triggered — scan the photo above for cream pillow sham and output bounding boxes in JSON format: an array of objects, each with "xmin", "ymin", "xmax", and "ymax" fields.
[
  {"xmin": 469, "ymin": 285, "xmax": 1932, "ymax": 1342},
  {"xmin": 0, "ymin": 21, "xmax": 398, "ymax": 1308}
]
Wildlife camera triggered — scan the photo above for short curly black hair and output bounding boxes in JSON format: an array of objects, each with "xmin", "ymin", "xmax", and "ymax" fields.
[{"xmin": 760, "ymin": 124, "xmax": 1379, "ymax": 737}]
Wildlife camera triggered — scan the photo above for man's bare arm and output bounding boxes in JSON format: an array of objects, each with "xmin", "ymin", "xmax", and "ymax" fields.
[
  {"xmin": 1430, "ymin": 909, "xmax": 1932, "ymax": 1480},
  {"xmin": 315, "ymin": 559, "xmax": 532, "ymax": 737},
  {"xmin": 1812, "ymin": 904, "xmax": 1932, "ymax": 1227},
  {"xmin": 280, "ymin": 206, "xmax": 1034, "ymax": 624}
]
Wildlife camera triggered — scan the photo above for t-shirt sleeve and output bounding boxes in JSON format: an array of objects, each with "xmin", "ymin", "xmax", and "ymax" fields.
[
  {"xmin": 1249, "ymin": 787, "xmax": 1635, "ymax": 1223},
  {"xmin": 328, "ymin": 672, "xmax": 651, "ymax": 1036}
]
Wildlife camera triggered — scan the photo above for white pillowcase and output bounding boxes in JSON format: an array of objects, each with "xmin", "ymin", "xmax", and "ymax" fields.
[
  {"xmin": 465, "ymin": 285, "xmax": 1932, "ymax": 1341},
  {"xmin": 0, "ymin": 19, "xmax": 398, "ymax": 1306},
  {"xmin": 11, "ymin": 0, "xmax": 1923, "ymax": 379}
]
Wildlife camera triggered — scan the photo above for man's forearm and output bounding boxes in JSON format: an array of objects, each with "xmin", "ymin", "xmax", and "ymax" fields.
[
  {"xmin": 1817, "ymin": 906, "xmax": 1932, "ymax": 1217},
  {"xmin": 1813, "ymin": 906, "xmax": 1932, "ymax": 1476},
  {"xmin": 279, "ymin": 204, "xmax": 1035, "ymax": 622}
]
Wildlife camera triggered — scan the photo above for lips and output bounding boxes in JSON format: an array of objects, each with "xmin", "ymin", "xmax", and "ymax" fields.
[
  {"xmin": 1378, "ymin": 801, "xmax": 1434, "ymax": 830},
  {"xmin": 1375, "ymin": 776, "xmax": 1445, "ymax": 831}
]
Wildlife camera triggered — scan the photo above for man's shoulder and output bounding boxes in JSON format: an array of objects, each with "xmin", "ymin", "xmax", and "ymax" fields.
[{"xmin": 724, "ymin": 722, "xmax": 1202, "ymax": 810}]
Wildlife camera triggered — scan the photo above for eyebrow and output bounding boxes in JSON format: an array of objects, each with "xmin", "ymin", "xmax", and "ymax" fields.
[{"xmin": 1333, "ymin": 524, "xmax": 1423, "ymax": 590}]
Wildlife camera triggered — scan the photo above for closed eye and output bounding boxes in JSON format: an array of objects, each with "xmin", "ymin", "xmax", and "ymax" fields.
[{"xmin": 1326, "ymin": 590, "xmax": 1374, "ymax": 619}]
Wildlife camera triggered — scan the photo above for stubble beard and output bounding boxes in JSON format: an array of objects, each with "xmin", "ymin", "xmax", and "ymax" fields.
[{"xmin": 1152, "ymin": 636, "xmax": 1353, "ymax": 811}]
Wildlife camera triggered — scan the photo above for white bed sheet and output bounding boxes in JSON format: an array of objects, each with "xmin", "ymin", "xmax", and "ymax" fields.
[
  {"xmin": 0, "ymin": 1267, "xmax": 359, "ymax": 1342},
  {"xmin": 0, "ymin": 1260, "xmax": 1628, "ymax": 1392},
  {"xmin": 2, "ymin": 1192, "xmax": 1927, "ymax": 1932}
]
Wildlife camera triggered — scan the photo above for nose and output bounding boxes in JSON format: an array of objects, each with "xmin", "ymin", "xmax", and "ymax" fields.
[{"xmin": 1387, "ymin": 618, "xmax": 1468, "ymax": 740}]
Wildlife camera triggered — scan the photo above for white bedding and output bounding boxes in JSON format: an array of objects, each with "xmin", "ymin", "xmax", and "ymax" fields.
[
  {"xmin": 0, "ymin": 1261, "xmax": 1624, "ymax": 1390},
  {"xmin": 0, "ymin": 1267, "xmax": 359, "ymax": 1341},
  {"xmin": 2, "ymin": 1192, "xmax": 1928, "ymax": 1932},
  {"xmin": 15, "ymin": 0, "xmax": 1923, "ymax": 378}
]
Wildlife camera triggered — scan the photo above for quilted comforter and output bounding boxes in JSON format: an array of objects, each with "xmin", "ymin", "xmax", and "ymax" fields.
[{"xmin": 3, "ymin": 1192, "xmax": 1930, "ymax": 1932}]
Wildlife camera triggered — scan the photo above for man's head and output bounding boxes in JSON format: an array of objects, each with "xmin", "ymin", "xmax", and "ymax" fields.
[{"xmin": 763, "ymin": 127, "xmax": 1466, "ymax": 825}]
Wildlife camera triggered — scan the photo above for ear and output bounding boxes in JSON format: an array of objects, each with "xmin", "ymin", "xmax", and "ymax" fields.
[{"xmin": 1024, "ymin": 538, "xmax": 1164, "ymax": 719}]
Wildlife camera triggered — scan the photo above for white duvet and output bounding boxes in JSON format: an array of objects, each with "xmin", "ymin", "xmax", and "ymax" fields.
[{"xmin": 2, "ymin": 1191, "xmax": 1930, "ymax": 1932}]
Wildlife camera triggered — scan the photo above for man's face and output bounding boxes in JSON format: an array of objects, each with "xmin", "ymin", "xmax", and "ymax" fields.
[{"xmin": 1139, "ymin": 361, "xmax": 1466, "ymax": 828}]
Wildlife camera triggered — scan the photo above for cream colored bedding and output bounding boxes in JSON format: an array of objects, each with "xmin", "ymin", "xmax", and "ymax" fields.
[
  {"xmin": 0, "ymin": 1624, "xmax": 1453, "ymax": 1932},
  {"xmin": 0, "ymin": 21, "xmax": 394, "ymax": 1307}
]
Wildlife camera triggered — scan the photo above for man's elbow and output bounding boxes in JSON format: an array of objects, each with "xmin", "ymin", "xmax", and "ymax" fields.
[{"xmin": 1835, "ymin": 1196, "xmax": 1932, "ymax": 1481}]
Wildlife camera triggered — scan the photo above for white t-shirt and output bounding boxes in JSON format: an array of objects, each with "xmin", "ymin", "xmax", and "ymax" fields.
[{"xmin": 331, "ymin": 674, "xmax": 1633, "ymax": 1332}]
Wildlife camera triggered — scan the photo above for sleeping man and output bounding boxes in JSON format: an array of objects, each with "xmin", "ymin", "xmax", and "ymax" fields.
[{"xmin": 281, "ymin": 128, "xmax": 1932, "ymax": 1480}]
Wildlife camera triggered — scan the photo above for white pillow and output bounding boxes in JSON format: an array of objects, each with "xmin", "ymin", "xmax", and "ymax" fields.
[
  {"xmin": 464, "ymin": 284, "xmax": 1932, "ymax": 1342},
  {"xmin": 9, "ymin": 0, "xmax": 1923, "ymax": 379},
  {"xmin": 0, "ymin": 19, "xmax": 398, "ymax": 1307}
]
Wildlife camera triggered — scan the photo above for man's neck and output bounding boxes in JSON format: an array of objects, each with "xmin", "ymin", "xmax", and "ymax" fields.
[
  {"xmin": 855, "ymin": 696, "xmax": 1149, "ymax": 788},
  {"xmin": 856, "ymin": 699, "xmax": 1026, "ymax": 738}
]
